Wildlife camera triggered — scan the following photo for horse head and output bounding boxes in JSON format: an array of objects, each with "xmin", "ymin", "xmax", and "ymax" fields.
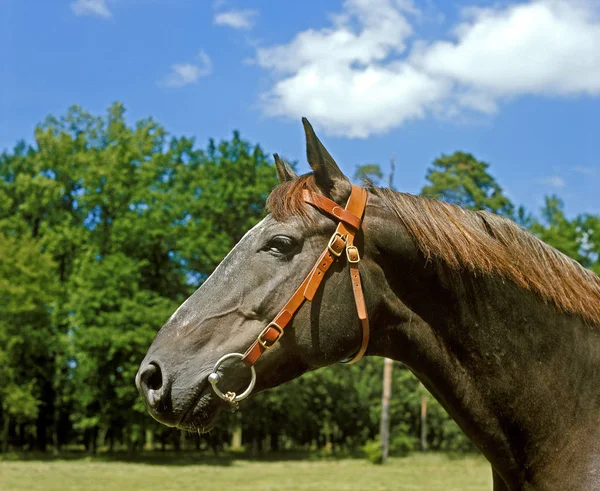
[{"xmin": 135, "ymin": 119, "xmax": 390, "ymax": 431}]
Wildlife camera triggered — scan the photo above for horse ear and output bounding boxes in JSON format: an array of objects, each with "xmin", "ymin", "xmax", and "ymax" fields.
[
  {"xmin": 302, "ymin": 117, "xmax": 351, "ymax": 203},
  {"xmin": 274, "ymin": 153, "xmax": 297, "ymax": 183}
]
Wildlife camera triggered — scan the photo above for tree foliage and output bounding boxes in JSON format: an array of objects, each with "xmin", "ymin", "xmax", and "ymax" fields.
[
  {"xmin": 421, "ymin": 152, "xmax": 515, "ymax": 217},
  {"xmin": 353, "ymin": 164, "xmax": 384, "ymax": 187},
  {"xmin": 0, "ymin": 233, "xmax": 56, "ymax": 439},
  {"xmin": 531, "ymin": 195, "xmax": 600, "ymax": 275},
  {"xmin": 0, "ymin": 103, "xmax": 277, "ymax": 453}
]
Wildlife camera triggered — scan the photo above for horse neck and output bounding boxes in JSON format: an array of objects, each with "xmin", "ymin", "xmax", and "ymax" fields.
[{"xmin": 366, "ymin": 210, "xmax": 600, "ymax": 487}]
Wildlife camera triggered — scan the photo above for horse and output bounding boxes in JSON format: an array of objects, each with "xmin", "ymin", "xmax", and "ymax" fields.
[{"xmin": 136, "ymin": 118, "xmax": 600, "ymax": 490}]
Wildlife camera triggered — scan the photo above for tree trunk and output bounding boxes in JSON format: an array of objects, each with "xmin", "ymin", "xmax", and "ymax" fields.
[
  {"xmin": 144, "ymin": 428, "xmax": 154, "ymax": 451},
  {"xmin": 270, "ymin": 431, "xmax": 279, "ymax": 452},
  {"xmin": 209, "ymin": 433, "xmax": 220, "ymax": 456},
  {"xmin": 1, "ymin": 414, "xmax": 10, "ymax": 453},
  {"xmin": 420, "ymin": 389, "xmax": 429, "ymax": 452},
  {"xmin": 380, "ymin": 357, "xmax": 393, "ymax": 463},
  {"xmin": 180, "ymin": 430, "xmax": 186, "ymax": 451},
  {"xmin": 98, "ymin": 427, "xmax": 108, "ymax": 451},
  {"xmin": 52, "ymin": 404, "xmax": 60, "ymax": 456},
  {"xmin": 84, "ymin": 428, "xmax": 90, "ymax": 453},
  {"xmin": 36, "ymin": 408, "xmax": 47, "ymax": 452},
  {"xmin": 388, "ymin": 155, "xmax": 396, "ymax": 189},
  {"xmin": 89, "ymin": 427, "xmax": 98, "ymax": 455},
  {"xmin": 173, "ymin": 429, "xmax": 181, "ymax": 452},
  {"xmin": 231, "ymin": 412, "xmax": 243, "ymax": 450}
]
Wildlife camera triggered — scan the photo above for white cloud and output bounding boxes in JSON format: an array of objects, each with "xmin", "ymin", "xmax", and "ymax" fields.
[
  {"xmin": 254, "ymin": 0, "xmax": 600, "ymax": 138},
  {"xmin": 71, "ymin": 0, "xmax": 111, "ymax": 18},
  {"xmin": 212, "ymin": 0, "xmax": 228, "ymax": 9},
  {"xmin": 417, "ymin": 0, "xmax": 600, "ymax": 111},
  {"xmin": 575, "ymin": 166, "xmax": 597, "ymax": 176},
  {"xmin": 541, "ymin": 176, "xmax": 567, "ymax": 188},
  {"xmin": 160, "ymin": 51, "xmax": 213, "ymax": 88},
  {"xmin": 214, "ymin": 9, "xmax": 258, "ymax": 30}
]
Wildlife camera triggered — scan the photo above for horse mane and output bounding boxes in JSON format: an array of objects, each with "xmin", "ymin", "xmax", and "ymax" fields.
[{"xmin": 267, "ymin": 174, "xmax": 600, "ymax": 324}]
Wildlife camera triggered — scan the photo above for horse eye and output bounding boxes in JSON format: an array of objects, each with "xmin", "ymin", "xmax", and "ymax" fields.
[{"xmin": 266, "ymin": 236, "xmax": 296, "ymax": 255}]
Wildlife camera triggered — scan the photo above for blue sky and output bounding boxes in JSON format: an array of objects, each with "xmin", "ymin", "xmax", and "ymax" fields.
[{"xmin": 1, "ymin": 0, "xmax": 599, "ymax": 217}]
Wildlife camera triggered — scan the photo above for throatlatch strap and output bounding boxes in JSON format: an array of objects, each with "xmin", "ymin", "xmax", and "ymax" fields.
[
  {"xmin": 241, "ymin": 185, "xmax": 369, "ymax": 368},
  {"xmin": 340, "ymin": 224, "xmax": 369, "ymax": 364}
]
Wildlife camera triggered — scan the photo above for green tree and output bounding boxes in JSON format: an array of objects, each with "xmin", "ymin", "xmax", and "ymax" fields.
[
  {"xmin": 530, "ymin": 196, "xmax": 581, "ymax": 260},
  {"xmin": 179, "ymin": 131, "xmax": 277, "ymax": 277},
  {"xmin": 576, "ymin": 214, "xmax": 600, "ymax": 276},
  {"xmin": 67, "ymin": 252, "xmax": 176, "ymax": 452},
  {"xmin": 0, "ymin": 126, "xmax": 87, "ymax": 451},
  {"xmin": 531, "ymin": 195, "xmax": 600, "ymax": 275},
  {"xmin": 59, "ymin": 106, "xmax": 277, "ymax": 452},
  {"xmin": 0, "ymin": 234, "xmax": 56, "ymax": 452},
  {"xmin": 0, "ymin": 102, "xmax": 278, "ymax": 453},
  {"xmin": 422, "ymin": 152, "xmax": 515, "ymax": 216},
  {"xmin": 354, "ymin": 164, "xmax": 384, "ymax": 187}
]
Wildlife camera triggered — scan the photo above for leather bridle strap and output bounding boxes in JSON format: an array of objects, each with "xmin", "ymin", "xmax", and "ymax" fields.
[{"xmin": 241, "ymin": 184, "xmax": 369, "ymax": 368}]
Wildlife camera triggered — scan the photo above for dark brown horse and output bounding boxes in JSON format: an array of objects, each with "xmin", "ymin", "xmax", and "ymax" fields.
[{"xmin": 136, "ymin": 119, "xmax": 600, "ymax": 490}]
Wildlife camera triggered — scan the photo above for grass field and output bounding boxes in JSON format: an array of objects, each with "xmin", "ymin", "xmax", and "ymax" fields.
[{"xmin": 0, "ymin": 452, "xmax": 492, "ymax": 491}]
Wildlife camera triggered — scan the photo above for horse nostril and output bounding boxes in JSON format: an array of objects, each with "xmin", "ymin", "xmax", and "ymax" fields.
[
  {"xmin": 144, "ymin": 362, "xmax": 163, "ymax": 391},
  {"xmin": 137, "ymin": 361, "xmax": 171, "ymax": 410},
  {"xmin": 136, "ymin": 359, "xmax": 178, "ymax": 426}
]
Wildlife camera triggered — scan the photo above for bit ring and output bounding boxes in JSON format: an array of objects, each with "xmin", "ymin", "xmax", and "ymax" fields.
[{"xmin": 208, "ymin": 353, "xmax": 256, "ymax": 403}]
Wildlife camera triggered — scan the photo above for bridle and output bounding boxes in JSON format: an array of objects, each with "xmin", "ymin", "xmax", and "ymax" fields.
[{"xmin": 208, "ymin": 184, "xmax": 370, "ymax": 408}]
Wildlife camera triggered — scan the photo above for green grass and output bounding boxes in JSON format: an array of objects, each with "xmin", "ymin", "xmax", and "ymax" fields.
[{"xmin": 0, "ymin": 452, "xmax": 492, "ymax": 491}]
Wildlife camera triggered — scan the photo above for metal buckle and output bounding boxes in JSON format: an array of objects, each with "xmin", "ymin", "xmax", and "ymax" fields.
[
  {"xmin": 327, "ymin": 232, "xmax": 347, "ymax": 257},
  {"xmin": 257, "ymin": 322, "xmax": 284, "ymax": 349},
  {"xmin": 346, "ymin": 245, "xmax": 360, "ymax": 263}
]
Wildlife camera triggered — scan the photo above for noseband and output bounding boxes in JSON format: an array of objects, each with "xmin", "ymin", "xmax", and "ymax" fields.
[{"xmin": 209, "ymin": 184, "xmax": 370, "ymax": 407}]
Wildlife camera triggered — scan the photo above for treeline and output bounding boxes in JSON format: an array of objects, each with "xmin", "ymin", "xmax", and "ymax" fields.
[{"xmin": 1, "ymin": 104, "xmax": 598, "ymax": 455}]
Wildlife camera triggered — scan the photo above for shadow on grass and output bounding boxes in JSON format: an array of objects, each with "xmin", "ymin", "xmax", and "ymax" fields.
[
  {"xmin": 0, "ymin": 450, "xmax": 482, "ymax": 466},
  {"xmin": 0, "ymin": 450, "xmax": 366, "ymax": 466},
  {"xmin": 0, "ymin": 451, "xmax": 234, "ymax": 467}
]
